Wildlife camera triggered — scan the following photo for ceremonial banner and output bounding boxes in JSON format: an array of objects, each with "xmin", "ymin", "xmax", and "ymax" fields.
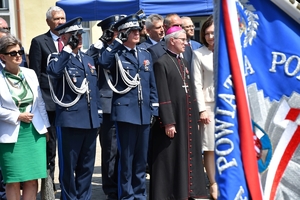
[{"xmin": 214, "ymin": 0, "xmax": 300, "ymax": 199}]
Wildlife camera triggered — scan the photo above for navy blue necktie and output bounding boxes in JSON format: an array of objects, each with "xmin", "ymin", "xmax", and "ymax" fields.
[{"xmin": 130, "ymin": 49, "xmax": 136, "ymax": 58}]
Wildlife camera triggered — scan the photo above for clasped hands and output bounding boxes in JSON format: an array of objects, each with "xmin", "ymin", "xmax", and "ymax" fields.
[{"xmin": 18, "ymin": 112, "xmax": 33, "ymax": 123}]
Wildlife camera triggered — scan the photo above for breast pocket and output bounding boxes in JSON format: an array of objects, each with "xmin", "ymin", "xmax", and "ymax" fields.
[
  {"xmin": 68, "ymin": 68, "xmax": 81, "ymax": 77},
  {"xmin": 67, "ymin": 68, "xmax": 82, "ymax": 84},
  {"xmin": 122, "ymin": 64, "xmax": 136, "ymax": 76}
]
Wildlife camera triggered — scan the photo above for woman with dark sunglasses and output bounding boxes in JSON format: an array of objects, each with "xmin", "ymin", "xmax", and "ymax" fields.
[{"xmin": 0, "ymin": 34, "xmax": 50, "ymax": 200}]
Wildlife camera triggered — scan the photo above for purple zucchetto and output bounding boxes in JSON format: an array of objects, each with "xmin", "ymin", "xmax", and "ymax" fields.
[{"xmin": 166, "ymin": 26, "xmax": 183, "ymax": 35}]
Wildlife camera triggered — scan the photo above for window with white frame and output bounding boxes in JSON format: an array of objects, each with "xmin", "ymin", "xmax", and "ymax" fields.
[
  {"xmin": 0, "ymin": 0, "xmax": 8, "ymax": 10},
  {"xmin": 81, "ymin": 21, "xmax": 91, "ymax": 51}
]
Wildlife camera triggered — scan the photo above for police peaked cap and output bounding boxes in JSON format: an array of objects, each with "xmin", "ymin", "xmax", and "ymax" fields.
[
  {"xmin": 114, "ymin": 14, "xmax": 142, "ymax": 31},
  {"xmin": 97, "ymin": 14, "xmax": 127, "ymax": 31},
  {"xmin": 55, "ymin": 17, "xmax": 85, "ymax": 35}
]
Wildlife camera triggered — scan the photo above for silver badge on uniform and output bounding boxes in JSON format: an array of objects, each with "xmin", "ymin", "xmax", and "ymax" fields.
[{"xmin": 72, "ymin": 75, "xmax": 77, "ymax": 83}]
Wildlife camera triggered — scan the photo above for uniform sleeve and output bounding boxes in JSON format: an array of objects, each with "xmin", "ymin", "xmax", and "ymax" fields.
[
  {"xmin": 95, "ymin": 79, "xmax": 103, "ymax": 124},
  {"xmin": 148, "ymin": 56, "xmax": 159, "ymax": 117},
  {"xmin": 46, "ymin": 47, "xmax": 72, "ymax": 78},
  {"xmin": 98, "ymin": 38, "xmax": 123, "ymax": 69},
  {"xmin": 85, "ymin": 40, "xmax": 104, "ymax": 61},
  {"xmin": 148, "ymin": 47, "xmax": 159, "ymax": 64}
]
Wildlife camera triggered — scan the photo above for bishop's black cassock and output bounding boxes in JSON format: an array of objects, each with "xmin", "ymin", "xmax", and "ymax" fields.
[{"xmin": 150, "ymin": 50, "xmax": 207, "ymax": 200}]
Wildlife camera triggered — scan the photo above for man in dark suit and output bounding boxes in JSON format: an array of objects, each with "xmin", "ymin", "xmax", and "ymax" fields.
[
  {"xmin": 47, "ymin": 17, "xmax": 102, "ymax": 200},
  {"xmin": 147, "ymin": 13, "xmax": 193, "ymax": 68},
  {"xmin": 28, "ymin": 6, "xmax": 66, "ymax": 193},
  {"xmin": 85, "ymin": 14, "xmax": 126, "ymax": 200},
  {"xmin": 138, "ymin": 14, "xmax": 164, "ymax": 49},
  {"xmin": 99, "ymin": 14, "xmax": 159, "ymax": 200}
]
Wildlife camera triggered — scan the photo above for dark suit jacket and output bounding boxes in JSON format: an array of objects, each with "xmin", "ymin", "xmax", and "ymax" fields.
[
  {"xmin": 148, "ymin": 39, "xmax": 193, "ymax": 70},
  {"xmin": 29, "ymin": 30, "xmax": 58, "ymax": 111}
]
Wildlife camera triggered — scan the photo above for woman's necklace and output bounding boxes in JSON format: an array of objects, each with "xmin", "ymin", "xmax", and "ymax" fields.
[{"xmin": 167, "ymin": 53, "xmax": 189, "ymax": 93}]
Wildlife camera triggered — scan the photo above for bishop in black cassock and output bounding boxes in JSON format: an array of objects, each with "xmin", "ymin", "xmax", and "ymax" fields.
[{"xmin": 150, "ymin": 26, "xmax": 207, "ymax": 200}]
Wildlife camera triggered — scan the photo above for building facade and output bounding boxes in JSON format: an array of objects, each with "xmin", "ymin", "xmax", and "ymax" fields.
[{"xmin": 3, "ymin": 0, "xmax": 208, "ymax": 61}]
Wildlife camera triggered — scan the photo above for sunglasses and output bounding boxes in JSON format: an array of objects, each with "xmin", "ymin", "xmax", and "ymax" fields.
[{"xmin": 3, "ymin": 50, "xmax": 25, "ymax": 57}]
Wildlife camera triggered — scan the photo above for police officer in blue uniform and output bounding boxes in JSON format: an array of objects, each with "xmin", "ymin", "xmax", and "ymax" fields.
[
  {"xmin": 99, "ymin": 14, "xmax": 159, "ymax": 200},
  {"xmin": 86, "ymin": 14, "xmax": 126, "ymax": 200},
  {"xmin": 47, "ymin": 17, "xmax": 102, "ymax": 200}
]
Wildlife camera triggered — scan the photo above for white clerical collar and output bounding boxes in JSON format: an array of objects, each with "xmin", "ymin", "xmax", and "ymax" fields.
[{"xmin": 168, "ymin": 49, "xmax": 183, "ymax": 59}]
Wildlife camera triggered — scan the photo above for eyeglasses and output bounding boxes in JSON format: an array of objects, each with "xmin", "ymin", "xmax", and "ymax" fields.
[
  {"xmin": 183, "ymin": 25, "xmax": 195, "ymax": 29},
  {"xmin": 3, "ymin": 50, "xmax": 25, "ymax": 57},
  {"xmin": 1, "ymin": 27, "xmax": 10, "ymax": 31},
  {"xmin": 175, "ymin": 37, "xmax": 187, "ymax": 43}
]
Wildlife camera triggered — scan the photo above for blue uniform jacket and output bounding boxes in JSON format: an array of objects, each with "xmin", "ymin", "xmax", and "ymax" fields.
[
  {"xmin": 99, "ymin": 39, "xmax": 159, "ymax": 125},
  {"xmin": 47, "ymin": 48, "xmax": 102, "ymax": 129},
  {"xmin": 85, "ymin": 42, "xmax": 113, "ymax": 114},
  {"xmin": 138, "ymin": 38, "xmax": 154, "ymax": 49}
]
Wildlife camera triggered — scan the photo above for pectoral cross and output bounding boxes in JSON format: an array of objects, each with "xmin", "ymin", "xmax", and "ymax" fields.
[{"xmin": 182, "ymin": 82, "xmax": 188, "ymax": 93}]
